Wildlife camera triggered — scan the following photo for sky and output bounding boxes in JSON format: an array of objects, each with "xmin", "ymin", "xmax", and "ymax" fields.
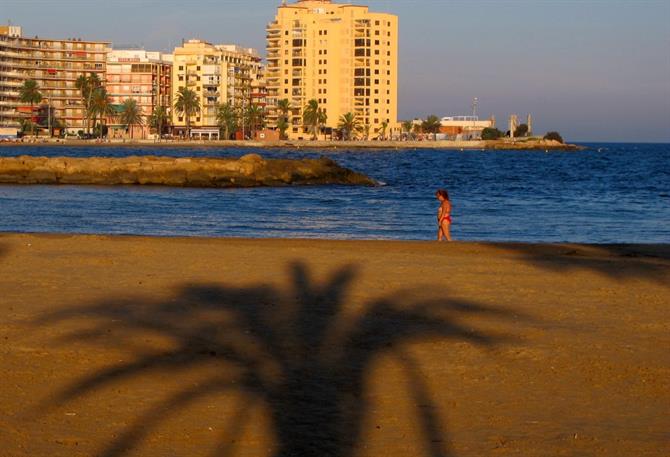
[{"xmin": 3, "ymin": 0, "xmax": 669, "ymax": 142}]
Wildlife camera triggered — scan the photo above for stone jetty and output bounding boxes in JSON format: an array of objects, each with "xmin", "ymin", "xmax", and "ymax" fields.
[{"xmin": 0, "ymin": 154, "xmax": 376, "ymax": 188}]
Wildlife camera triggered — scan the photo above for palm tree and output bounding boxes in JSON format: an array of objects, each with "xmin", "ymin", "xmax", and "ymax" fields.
[
  {"xmin": 216, "ymin": 102, "xmax": 237, "ymax": 141},
  {"xmin": 75, "ymin": 73, "xmax": 101, "ymax": 134},
  {"xmin": 361, "ymin": 124, "xmax": 371, "ymax": 141},
  {"xmin": 19, "ymin": 80, "xmax": 42, "ymax": 137},
  {"xmin": 174, "ymin": 87, "xmax": 200, "ymax": 139},
  {"xmin": 245, "ymin": 104, "xmax": 265, "ymax": 139},
  {"xmin": 401, "ymin": 120, "xmax": 414, "ymax": 140},
  {"xmin": 422, "ymin": 115, "xmax": 441, "ymax": 139},
  {"xmin": 119, "ymin": 98, "xmax": 144, "ymax": 140},
  {"xmin": 377, "ymin": 120, "xmax": 389, "ymax": 141},
  {"xmin": 337, "ymin": 112, "xmax": 360, "ymax": 141},
  {"xmin": 303, "ymin": 99, "xmax": 327, "ymax": 140},
  {"xmin": 148, "ymin": 106, "xmax": 169, "ymax": 141},
  {"xmin": 90, "ymin": 88, "xmax": 115, "ymax": 139},
  {"xmin": 276, "ymin": 98, "xmax": 290, "ymax": 140}
]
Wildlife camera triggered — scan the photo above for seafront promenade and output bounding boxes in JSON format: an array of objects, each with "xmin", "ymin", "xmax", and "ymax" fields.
[
  {"xmin": 0, "ymin": 138, "xmax": 583, "ymax": 151},
  {"xmin": 1, "ymin": 234, "xmax": 668, "ymax": 456}
]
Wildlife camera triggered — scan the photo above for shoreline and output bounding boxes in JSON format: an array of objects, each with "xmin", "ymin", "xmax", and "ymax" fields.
[
  {"xmin": 1, "ymin": 233, "xmax": 668, "ymax": 456},
  {"xmin": 0, "ymin": 138, "xmax": 585, "ymax": 151}
]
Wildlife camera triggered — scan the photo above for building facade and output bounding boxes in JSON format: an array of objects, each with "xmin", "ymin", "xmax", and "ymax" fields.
[
  {"xmin": 266, "ymin": 0, "xmax": 398, "ymax": 139},
  {"xmin": 171, "ymin": 39, "xmax": 264, "ymax": 138},
  {"xmin": 439, "ymin": 116, "xmax": 495, "ymax": 139},
  {"xmin": 106, "ymin": 49, "xmax": 173, "ymax": 139},
  {"xmin": 0, "ymin": 25, "xmax": 110, "ymax": 134}
]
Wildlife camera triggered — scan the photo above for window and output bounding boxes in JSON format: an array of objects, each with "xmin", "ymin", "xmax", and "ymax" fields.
[{"xmin": 179, "ymin": 66, "xmax": 184, "ymax": 71}]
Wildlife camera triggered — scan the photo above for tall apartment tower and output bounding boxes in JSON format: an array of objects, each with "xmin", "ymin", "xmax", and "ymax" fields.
[
  {"xmin": 266, "ymin": 0, "xmax": 398, "ymax": 139},
  {"xmin": 106, "ymin": 49, "xmax": 173, "ymax": 139},
  {"xmin": 171, "ymin": 40, "xmax": 265, "ymax": 138},
  {"xmin": 0, "ymin": 25, "xmax": 109, "ymax": 133}
]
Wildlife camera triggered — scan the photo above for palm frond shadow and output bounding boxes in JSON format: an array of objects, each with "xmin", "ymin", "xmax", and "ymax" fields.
[
  {"xmin": 34, "ymin": 261, "xmax": 528, "ymax": 457},
  {"xmin": 494, "ymin": 243, "xmax": 670, "ymax": 284}
]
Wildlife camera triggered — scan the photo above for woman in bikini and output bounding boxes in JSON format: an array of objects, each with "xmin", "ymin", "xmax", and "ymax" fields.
[{"xmin": 435, "ymin": 189, "xmax": 452, "ymax": 242}]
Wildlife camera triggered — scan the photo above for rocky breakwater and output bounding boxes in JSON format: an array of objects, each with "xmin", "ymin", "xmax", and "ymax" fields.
[{"xmin": 0, "ymin": 154, "xmax": 377, "ymax": 188}]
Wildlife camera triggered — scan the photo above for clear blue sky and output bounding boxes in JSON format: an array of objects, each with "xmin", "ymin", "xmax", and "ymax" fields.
[{"xmin": 4, "ymin": 0, "xmax": 669, "ymax": 142}]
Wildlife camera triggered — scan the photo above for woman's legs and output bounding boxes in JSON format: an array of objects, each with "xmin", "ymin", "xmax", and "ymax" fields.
[{"xmin": 441, "ymin": 221, "xmax": 452, "ymax": 242}]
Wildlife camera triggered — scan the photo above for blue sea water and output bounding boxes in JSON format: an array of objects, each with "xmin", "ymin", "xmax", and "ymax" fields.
[{"xmin": 0, "ymin": 143, "xmax": 668, "ymax": 243}]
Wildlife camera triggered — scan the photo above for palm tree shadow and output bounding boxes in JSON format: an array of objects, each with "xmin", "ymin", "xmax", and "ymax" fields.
[
  {"xmin": 491, "ymin": 243, "xmax": 670, "ymax": 285},
  {"xmin": 32, "ymin": 261, "xmax": 530, "ymax": 457}
]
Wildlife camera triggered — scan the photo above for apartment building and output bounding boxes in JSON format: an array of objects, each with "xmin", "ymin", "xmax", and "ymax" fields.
[
  {"xmin": 266, "ymin": 0, "xmax": 398, "ymax": 139},
  {"xmin": 171, "ymin": 39, "xmax": 264, "ymax": 138},
  {"xmin": 106, "ymin": 49, "xmax": 173, "ymax": 138},
  {"xmin": 0, "ymin": 25, "xmax": 109, "ymax": 133}
]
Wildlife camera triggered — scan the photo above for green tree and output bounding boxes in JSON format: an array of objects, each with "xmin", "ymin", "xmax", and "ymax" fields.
[
  {"xmin": 514, "ymin": 123, "xmax": 529, "ymax": 138},
  {"xmin": 119, "ymin": 98, "xmax": 144, "ymax": 140},
  {"xmin": 421, "ymin": 115, "xmax": 441, "ymax": 137},
  {"xmin": 216, "ymin": 102, "xmax": 238, "ymax": 140},
  {"xmin": 245, "ymin": 104, "xmax": 265, "ymax": 139},
  {"xmin": 174, "ymin": 87, "xmax": 200, "ymax": 139},
  {"xmin": 19, "ymin": 79, "xmax": 42, "ymax": 137},
  {"xmin": 481, "ymin": 127, "xmax": 504, "ymax": 140},
  {"xmin": 337, "ymin": 112, "xmax": 360, "ymax": 141},
  {"xmin": 362, "ymin": 124, "xmax": 371, "ymax": 141},
  {"xmin": 401, "ymin": 120, "xmax": 414, "ymax": 140},
  {"xmin": 18, "ymin": 118, "xmax": 35, "ymax": 136},
  {"xmin": 75, "ymin": 73, "xmax": 101, "ymax": 134},
  {"xmin": 544, "ymin": 131, "xmax": 564, "ymax": 143},
  {"xmin": 91, "ymin": 88, "xmax": 115, "ymax": 139},
  {"xmin": 303, "ymin": 99, "xmax": 327, "ymax": 140},
  {"xmin": 148, "ymin": 105, "xmax": 170, "ymax": 140},
  {"xmin": 276, "ymin": 98, "xmax": 291, "ymax": 140},
  {"xmin": 377, "ymin": 120, "xmax": 389, "ymax": 141}
]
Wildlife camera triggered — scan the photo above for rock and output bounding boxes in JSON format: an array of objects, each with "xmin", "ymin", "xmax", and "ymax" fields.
[
  {"xmin": 0, "ymin": 156, "xmax": 376, "ymax": 188},
  {"xmin": 239, "ymin": 153, "xmax": 264, "ymax": 163}
]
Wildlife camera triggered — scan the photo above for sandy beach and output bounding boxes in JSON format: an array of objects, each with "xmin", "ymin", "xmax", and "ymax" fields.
[{"xmin": 0, "ymin": 233, "xmax": 668, "ymax": 456}]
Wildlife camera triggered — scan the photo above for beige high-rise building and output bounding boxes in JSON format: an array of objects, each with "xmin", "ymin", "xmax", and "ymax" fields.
[
  {"xmin": 266, "ymin": 0, "xmax": 398, "ymax": 140},
  {"xmin": 0, "ymin": 25, "xmax": 110, "ymax": 134},
  {"xmin": 106, "ymin": 49, "xmax": 173, "ymax": 139},
  {"xmin": 171, "ymin": 39, "xmax": 264, "ymax": 139}
]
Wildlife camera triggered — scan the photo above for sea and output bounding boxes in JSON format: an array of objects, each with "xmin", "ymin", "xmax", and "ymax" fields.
[{"xmin": 0, "ymin": 143, "xmax": 668, "ymax": 243}]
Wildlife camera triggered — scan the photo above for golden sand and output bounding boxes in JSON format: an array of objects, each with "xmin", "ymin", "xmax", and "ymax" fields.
[{"xmin": 0, "ymin": 234, "xmax": 668, "ymax": 456}]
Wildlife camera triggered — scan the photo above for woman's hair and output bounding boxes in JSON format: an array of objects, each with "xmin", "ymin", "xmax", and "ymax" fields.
[{"xmin": 436, "ymin": 189, "xmax": 450, "ymax": 200}]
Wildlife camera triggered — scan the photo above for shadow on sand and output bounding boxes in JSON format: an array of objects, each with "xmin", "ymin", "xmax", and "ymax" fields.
[
  {"xmin": 33, "ymin": 261, "xmax": 530, "ymax": 457},
  {"xmin": 491, "ymin": 243, "xmax": 670, "ymax": 285}
]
